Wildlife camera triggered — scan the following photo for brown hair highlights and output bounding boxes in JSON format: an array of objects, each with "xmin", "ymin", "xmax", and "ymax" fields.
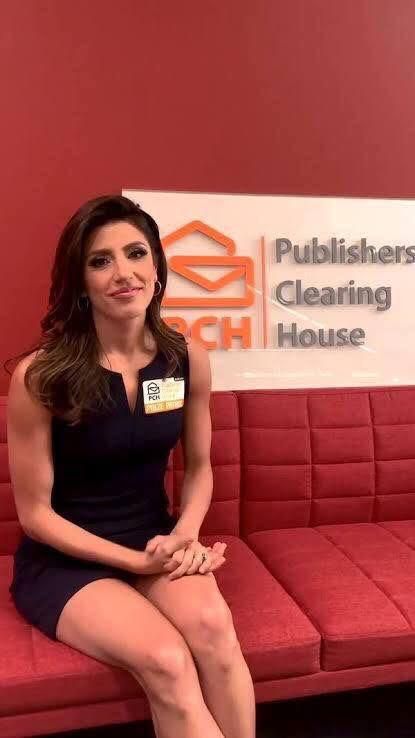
[{"xmin": 3, "ymin": 194, "xmax": 187, "ymax": 426}]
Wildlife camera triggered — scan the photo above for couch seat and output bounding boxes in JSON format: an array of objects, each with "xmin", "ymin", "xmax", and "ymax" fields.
[{"xmin": 248, "ymin": 523, "xmax": 415, "ymax": 671}]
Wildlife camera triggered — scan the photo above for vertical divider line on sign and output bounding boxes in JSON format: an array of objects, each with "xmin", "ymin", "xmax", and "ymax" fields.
[{"xmin": 260, "ymin": 236, "xmax": 268, "ymax": 349}]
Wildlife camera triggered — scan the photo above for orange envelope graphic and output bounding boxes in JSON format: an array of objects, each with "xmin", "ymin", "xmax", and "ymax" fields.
[{"xmin": 161, "ymin": 220, "xmax": 255, "ymax": 308}]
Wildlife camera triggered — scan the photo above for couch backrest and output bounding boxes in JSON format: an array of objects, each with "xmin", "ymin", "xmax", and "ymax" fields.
[
  {"xmin": 238, "ymin": 385, "xmax": 415, "ymax": 535},
  {"xmin": 2, "ymin": 385, "xmax": 415, "ymax": 553},
  {"xmin": 0, "ymin": 392, "xmax": 240, "ymax": 555}
]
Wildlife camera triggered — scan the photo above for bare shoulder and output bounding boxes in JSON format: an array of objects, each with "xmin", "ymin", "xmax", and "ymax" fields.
[
  {"xmin": 10, "ymin": 349, "xmax": 44, "ymax": 387},
  {"xmin": 184, "ymin": 335, "xmax": 210, "ymax": 368},
  {"xmin": 8, "ymin": 349, "xmax": 51, "ymax": 424},
  {"xmin": 184, "ymin": 337, "xmax": 211, "ymax": 393}
]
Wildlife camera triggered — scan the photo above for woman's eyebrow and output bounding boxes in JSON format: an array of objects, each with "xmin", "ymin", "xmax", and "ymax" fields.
[{"xmin": 88, "ymin": 241, "xmax": 148, "ymax": 256}]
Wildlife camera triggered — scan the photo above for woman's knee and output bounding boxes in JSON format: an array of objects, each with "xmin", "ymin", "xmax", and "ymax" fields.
[
  {"xmin": 187, "ymin": 598, "xmax": 241, "ymax": 670},
  {"xmin": 130, "ymin": 639, "xmax": 198, "ymax": 709}
]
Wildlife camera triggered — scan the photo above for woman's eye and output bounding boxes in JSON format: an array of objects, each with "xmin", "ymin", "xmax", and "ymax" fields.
[
  {"xmin": 131, "ymin": 248, "xmax": 147, "ymax": 259},
  {"xmin": 89, "ymin": 248, "xmax": 147, "ymax": 268},
  {"xmin": 89, "ymin": 257, "xmax": 107, "ymax": 268}
]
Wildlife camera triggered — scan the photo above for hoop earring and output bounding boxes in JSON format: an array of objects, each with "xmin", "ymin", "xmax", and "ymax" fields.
[
  {"xmin": 153, "ymin": 280, "xmax": 162, "ymax": 297},
  {"xmin": 77, "ymin": 295, "xmax": 89, "ymax": 311}
]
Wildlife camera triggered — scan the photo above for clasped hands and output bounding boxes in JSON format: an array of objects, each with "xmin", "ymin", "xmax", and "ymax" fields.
[{"xmin": 143, "ymin": 532, "xmax": 227, "ymax": 581}]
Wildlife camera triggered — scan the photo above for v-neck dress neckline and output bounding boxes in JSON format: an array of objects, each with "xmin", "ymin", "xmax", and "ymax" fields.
[{"xmin": 100, "ymin": 350, "xmax": 161, "ymax": 417}]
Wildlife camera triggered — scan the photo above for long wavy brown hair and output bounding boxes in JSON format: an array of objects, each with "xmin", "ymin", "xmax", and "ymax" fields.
[{"xmin": 3, "ymin": 194, "xmax": 188, "ymax": 426}]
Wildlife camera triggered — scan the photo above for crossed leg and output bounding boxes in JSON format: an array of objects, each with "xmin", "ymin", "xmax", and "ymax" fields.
[
  {"xmin": 134, "ymin": 571, "xmax": 256, "ymax": 738},
  {"xmin": 55, "ymin": 577, "xmax": 225, "ymax": 738}
]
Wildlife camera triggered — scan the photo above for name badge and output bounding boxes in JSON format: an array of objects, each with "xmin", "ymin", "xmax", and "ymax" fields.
[{"xmin": 142, "ymin": 377, "xmax": 185, "ymax": 414}]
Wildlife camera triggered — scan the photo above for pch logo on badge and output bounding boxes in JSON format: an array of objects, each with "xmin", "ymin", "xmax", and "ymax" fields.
[{"xmin": 146, "ymin": 381, "xmax": 160, "ymax": 402}]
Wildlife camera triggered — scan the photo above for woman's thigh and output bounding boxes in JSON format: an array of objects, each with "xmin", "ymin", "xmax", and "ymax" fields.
[{"xmin": 56, "ymin": 576, "xmax": 194, "ymax": 674}]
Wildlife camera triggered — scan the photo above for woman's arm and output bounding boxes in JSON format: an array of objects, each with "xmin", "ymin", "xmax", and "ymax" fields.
[
  {"xmin": 7, "ymin": 356, "xmax": 189, "ymax": 574},
  {"xmin": 171, "ymin": 338, "xmax": 213, "ymax": 540}
]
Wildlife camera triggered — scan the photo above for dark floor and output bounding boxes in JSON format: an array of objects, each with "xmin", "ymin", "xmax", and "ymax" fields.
[{"xmin": 44, "ymin": 681, "xmax": 415, "ymax": 738}]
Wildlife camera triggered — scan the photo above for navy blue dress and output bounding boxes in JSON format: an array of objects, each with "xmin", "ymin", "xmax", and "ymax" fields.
[{"xmin": 9, "ymin": 344, "xmax": 189, "ymax": 641}]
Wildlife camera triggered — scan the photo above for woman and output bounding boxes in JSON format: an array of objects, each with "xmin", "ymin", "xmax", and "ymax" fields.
[{"xmin": 5, "ymin": 195, "xmax": 256, "ymax": 738}]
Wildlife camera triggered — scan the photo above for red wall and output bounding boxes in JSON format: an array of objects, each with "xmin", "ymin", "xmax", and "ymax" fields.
[{"xmin": 1, "ymin": 0, "xmax": 414, "ymax": 390}]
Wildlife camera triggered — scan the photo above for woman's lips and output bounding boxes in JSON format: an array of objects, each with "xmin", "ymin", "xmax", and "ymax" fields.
[{"xmin": 111, "ymin": 288, "xmax": 141, "ymax": 298}]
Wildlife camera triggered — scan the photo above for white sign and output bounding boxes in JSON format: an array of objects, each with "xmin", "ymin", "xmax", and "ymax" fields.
[{"xmin": 123, "ymin": 189, "xmax": 415, "ymax": 390}]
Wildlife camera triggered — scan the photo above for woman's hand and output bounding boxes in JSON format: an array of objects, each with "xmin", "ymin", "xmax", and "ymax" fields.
[
  {"xmin": 140, "ymin": 533, "xmax": 195, "ymax": 575},
  {"xmin": 163, "ymin": 540, "xmax": 227, "ymax": 580},
  {"xmin": 145, "ymin": 532, "xmax": 196, "ymax": 556}
]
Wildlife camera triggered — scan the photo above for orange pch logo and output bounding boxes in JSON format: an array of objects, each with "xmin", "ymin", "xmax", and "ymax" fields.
[{"xmin": 161, "ymin": 221, "xmax": 255, "ymax": 308}]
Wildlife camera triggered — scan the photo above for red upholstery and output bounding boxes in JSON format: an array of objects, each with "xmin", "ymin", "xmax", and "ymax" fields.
[
  {"xmin": 248, "ymin": 524, "xmax": 415, "ymax": 671},
  {"xmin": 238, "ymin": 386, "xmax": 415, "ymax": 533},
  {"xmin": 202, "ymin": 535, "xmax": 320, "ymax": 680},
  {"xmin": 2, "ymin": 385, "xmax": 415, "ymax": 738}
]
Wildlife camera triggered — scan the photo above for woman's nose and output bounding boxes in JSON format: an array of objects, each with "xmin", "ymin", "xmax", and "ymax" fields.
[{"xmin": 113, "ymin": 259, "xmax": 135, "ymax": 278}]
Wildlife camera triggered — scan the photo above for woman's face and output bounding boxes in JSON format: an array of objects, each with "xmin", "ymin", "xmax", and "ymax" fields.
[{"xmin": 83, "ymin": 220, "xmax": 158, "ymax": 318}]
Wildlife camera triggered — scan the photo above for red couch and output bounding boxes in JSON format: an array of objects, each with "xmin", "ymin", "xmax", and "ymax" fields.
[{"xmin": 2, "ymin": 384, "xmax": 415, "ymax": 738}]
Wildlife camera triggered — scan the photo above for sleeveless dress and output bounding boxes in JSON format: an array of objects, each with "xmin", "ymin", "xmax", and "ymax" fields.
[{"xmin": 9, "ymin": 343, "xmax": 189, "ymax": 641}]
